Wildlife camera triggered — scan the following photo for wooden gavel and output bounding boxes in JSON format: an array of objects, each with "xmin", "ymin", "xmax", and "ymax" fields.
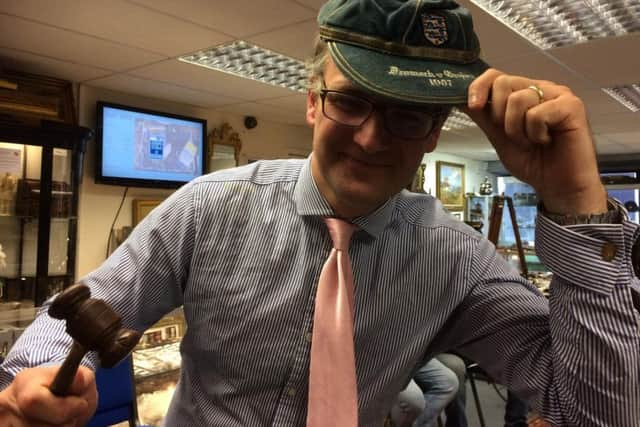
[{"xmin": 47, "ymin": 284, "xmax": 141, "ymax": 396}]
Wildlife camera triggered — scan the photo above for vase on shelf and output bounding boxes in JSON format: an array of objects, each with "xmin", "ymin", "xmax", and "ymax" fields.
[{"xmin": 479, "ymin": 176, "xmax": 493, "ymax": 195}]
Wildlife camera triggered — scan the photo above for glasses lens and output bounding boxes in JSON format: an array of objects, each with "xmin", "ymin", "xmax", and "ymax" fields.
[
  {"xmin": 321, "ymin": 89, "xmax": 443, "ymax": 139},
  {"xmin": 385, "ymin": 108, "xmax": 436, "ymax": 139},
  {"xmin": 322, "ymin": 91, "xmax": 372, "ymax": 127}
]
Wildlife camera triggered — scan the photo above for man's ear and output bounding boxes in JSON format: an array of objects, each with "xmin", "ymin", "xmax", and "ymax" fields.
[
  {"xmin": 424, "ymin": 126, "xmax": 442, "ymax": 153},
  {"xmin": 306, "ymin": 90, "xmax": 318, "ymax": 127}
]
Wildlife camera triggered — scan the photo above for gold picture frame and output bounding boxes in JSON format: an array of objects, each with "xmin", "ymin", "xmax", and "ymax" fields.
[
  {"xmin": 208, "ymin": 122, "xmax": 242, "ymax": 172},
  {"xmin": 132, "ymin": 199, "xmax": 162, "ymax": 226},
  {"xmin": 436, "ymin": 161, "xmax": 465, "ymax": 211}
]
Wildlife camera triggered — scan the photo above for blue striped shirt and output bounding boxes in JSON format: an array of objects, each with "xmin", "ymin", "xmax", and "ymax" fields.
[{"xmin": 1, "ymin": 158, "xmax": 639, "ymax": 426}]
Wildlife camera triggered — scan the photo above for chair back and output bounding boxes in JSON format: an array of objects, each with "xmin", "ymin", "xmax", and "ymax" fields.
[{"xmin": 86, "ymin": 355, "xmax": 139, "ymax": 427}]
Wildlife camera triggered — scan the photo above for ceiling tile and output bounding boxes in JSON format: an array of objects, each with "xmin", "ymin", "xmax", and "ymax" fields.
[
  {"xmin": 217, "ymin": 101, "xmax": 307, "ymax": 126},
  {"xmin": 0, "ymin": 14, "xmax": 165, "ymax": 71},
  {"xmin": 437, "ymin": 127, "xmax": 497, "ymax": 161},
  {"xmin": 0, "ymin": 47, "xmax": 111, "ymax": 82},
  {"xmin": 591, "ymin": 112, "xmax": 639, "ymax": 134},
  {"xmin": 130, "ymin": 59, "xmax": 298, "ymax": 101},
  {"xmin": 248, "ymin": 19, "xmax": 317, "ymax": 60},
  {"xmin": 457, "ymin": 0, "xmax": 538, "ymax": 63},
  {"xmin": 0, "ymin": 0, "xmax": 230, "ymax": 56},
  {"xmin": 595, "ymin": 139, "xmax": 630, "ymax": 155},
  {"xmin": 256, "ymin": 93, "xmax": 307, "ymax": 115},
  {"xmin": 605, "ymin": 131, "xmax": 640, "ymax": 146},
  {"xmin": 293, "ymin": 0, "xmax": 326, "ymax": 10},
  {"xmin": 612, "ymin": 144, "xmax": 640, "ymax": 154},
  {"xmin": 577, "ymin": 88, "xmax": 633, "ymax": 116},
  {"xmin": 87, "ymin": 74, "xmax": 243, "ymax": 108},
  {"xmin": 549, "ymin": 34, "xmax": 640, "ymax": 87},
  {"xmin": 129, "ymin": 0, "xmax": 316, "ymax": 38},
  {"xmin": 490, "ymin": 52, "xmax": 593, "ymax": 90}
]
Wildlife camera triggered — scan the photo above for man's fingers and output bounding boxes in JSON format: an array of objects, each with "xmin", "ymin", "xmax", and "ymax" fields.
[
  {"xmin": 8, "ymin": 366, "xmax": 95, "ymax": 425},
  {"xmin": 502, "ymin": 84, "xmax": 555, "ymax": 144},
  {"xmin": 17, "ymin": 388, "xmax": 89, "ymax": 424},
  {"xmin": 466, "ymin": 72, "xmax": 579, "ymax": 147},
  {"xmin": 67, "ymin": 366, "xmax": 95, "ymax": 396},
  {"xmin": 524, "ymin": 94, "xmax": 584, "ymax": 144},
  {"xmin": 467, "ymin": 68, "xmax": 502, "ymax": 108},
  {"xmin": 69, "ymin": 366, "xmax": 98, "ymax": 426}
]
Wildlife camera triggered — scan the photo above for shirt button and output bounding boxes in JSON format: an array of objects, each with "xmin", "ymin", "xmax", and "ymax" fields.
[
  {"xmin": 601, "ymin": 242, "xmax": 617, "ymax": 261},
  {"xmin": 287, "ymin": 387, "xmax": 296, "ymax": 396},
  {"xmin": 305, "ymin": 332, "xmax": 312, "ymax": 342}
]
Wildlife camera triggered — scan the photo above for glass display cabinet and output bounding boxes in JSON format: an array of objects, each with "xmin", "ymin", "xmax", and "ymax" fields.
[
  {"xmin": 465, "ymin": 194, "xmax": 494, "ymax": 237},
  {"xmin": 0, "ymin": 119, "xmax": 92, "ymax": 308},
  {"xmin": 496, "ymin": 177, "xmax": 547, "ymax": 273}
]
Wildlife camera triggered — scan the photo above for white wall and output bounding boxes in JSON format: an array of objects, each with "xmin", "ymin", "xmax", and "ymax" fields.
[{"xmin": 76, "ymin": 85, "xmax": 312, "ymax": 277}]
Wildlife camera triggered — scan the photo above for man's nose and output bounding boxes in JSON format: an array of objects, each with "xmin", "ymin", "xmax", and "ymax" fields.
[{"xmin": 353, "ymin": 111, "xmax": 390, "ymax": 153}]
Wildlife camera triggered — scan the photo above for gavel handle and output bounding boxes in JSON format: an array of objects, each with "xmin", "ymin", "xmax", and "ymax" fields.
[{"xmin": 50, "ymin": 340, "xmax": 87, "ymax": 396}]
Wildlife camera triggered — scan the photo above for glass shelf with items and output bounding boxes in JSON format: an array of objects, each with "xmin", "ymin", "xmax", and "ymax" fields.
[{"xmin": 131, "ymin": 307, "xmax": 185, "ymax": 426}]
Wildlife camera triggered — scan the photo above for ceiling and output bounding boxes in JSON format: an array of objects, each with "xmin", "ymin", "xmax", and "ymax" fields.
[{"xmin": 0, "ymin": 0, "xmax": 638, "ymax": 161}]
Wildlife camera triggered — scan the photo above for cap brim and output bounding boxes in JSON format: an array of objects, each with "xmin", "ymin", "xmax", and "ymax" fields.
[{"xmin": 328, "ymin": 41, "xmax": 489, "ymax": 105}]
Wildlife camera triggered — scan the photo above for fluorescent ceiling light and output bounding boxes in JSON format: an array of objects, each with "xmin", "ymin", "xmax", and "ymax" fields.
[
  {"xmin": 179, "ymin": 41, "xmax": 307, "ymax": 92},
  {"xmin": 603, "ymin": 83, "xmax": 640, "ymax": 112},
  {"xmin": 442, "ymin": 108, "xmax": 477, "ymax": 131},
  {"xmin": 470, "ymin": 0, "xmax": 640, "ymax": 49}
]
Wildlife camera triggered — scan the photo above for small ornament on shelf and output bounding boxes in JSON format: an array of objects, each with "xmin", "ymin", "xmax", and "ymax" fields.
[
  {"xmin": 0, "ymin": 243, "xmax": 6, "ymax": 269},
  {"xmin": 478, "ymin": 176, "xmax": 493, "ymax": 195},
  {"xmin": 0, "ymin": 173, "xmax": 18, "ymax": 216},
  {"xmin": 408, "ymin": 164, "xmax": 427, "ymax": 193}
]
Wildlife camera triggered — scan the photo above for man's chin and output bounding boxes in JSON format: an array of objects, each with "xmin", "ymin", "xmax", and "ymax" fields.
[{"xmin": 334, "ymin": 183, "xmax": 393, "ymax": 214}]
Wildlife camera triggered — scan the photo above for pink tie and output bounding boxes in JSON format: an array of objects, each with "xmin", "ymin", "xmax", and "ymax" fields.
[{"xmin": 307, "ymin": 218, "xmax": 358, "ymax": 427}]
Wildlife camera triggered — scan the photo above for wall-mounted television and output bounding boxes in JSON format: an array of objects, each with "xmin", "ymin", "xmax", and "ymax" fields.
[{"xmin": 96, "ymin": 101, "xmax": 207, "ymax": 189}]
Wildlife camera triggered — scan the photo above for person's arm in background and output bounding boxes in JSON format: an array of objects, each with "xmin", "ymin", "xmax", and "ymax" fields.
[
  {"xmin": 0, "ymin": 179, "xmax": 199, "ymax": 424},
  {"xmin": 433, "ymin": 69, "xmax": 640, "ymax": 426}
]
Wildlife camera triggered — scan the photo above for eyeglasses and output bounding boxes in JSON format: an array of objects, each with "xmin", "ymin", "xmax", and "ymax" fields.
[{"xmin": 318, "ymin": 88, "xmax": 447, "ymax": 140}]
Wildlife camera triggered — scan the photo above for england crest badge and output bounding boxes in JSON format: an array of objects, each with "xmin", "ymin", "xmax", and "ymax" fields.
[{"xmin": 421, "ymin": 14, "xmax": 448, "ymax": 46}]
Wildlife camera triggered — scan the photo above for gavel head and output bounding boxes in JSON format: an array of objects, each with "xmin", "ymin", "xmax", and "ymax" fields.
[{"xmin": 49, "ymin": 284, "xmax": 141, "ymax": 368}]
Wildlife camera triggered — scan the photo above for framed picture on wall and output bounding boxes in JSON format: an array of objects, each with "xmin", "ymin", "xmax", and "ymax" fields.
[
  {"xmin": 436, "ymin": 161, "xmax": 465, "ymax": 211},
  {"xmin": 132, "ymin": 199, "xmax": 163, "ymax": 226}
]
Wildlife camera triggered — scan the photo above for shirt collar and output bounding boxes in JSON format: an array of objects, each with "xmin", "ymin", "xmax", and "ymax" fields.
[{"xmin": 293, "ymin": 157, "xmax": 396, "ymax": 239}]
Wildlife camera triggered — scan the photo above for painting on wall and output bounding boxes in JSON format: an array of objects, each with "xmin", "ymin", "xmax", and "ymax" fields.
[
  {"xmin": 436, "ymin": 161, "xmax": 465, "ymax": 211},
  {"xmin": 132, "ymin": 199, "xmax": 163, "ymax": 226}
]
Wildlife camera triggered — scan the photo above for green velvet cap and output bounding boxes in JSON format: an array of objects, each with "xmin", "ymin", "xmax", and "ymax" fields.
[{"xmin": 317, "ymin": 0, "xmax": 489, "ymax": 105}]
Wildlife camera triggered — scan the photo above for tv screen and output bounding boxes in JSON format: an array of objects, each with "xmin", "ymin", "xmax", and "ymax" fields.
[{"xmin": 96, "ymin": 102, "xmax": 207, "ymax": 188}]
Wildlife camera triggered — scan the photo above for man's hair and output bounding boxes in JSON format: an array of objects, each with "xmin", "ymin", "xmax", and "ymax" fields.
[{"xmin": 305, "ymin": 35, "xmax": 329, "ymax": 94}]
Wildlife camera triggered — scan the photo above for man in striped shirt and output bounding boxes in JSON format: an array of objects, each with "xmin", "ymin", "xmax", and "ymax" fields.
[{"xmin": 1, "ymin": 0, "xmax": 639, "ymax": 426}]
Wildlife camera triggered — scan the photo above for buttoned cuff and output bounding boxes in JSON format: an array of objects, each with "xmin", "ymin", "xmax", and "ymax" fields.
[{"xmin": 535, "ymin": 208, "xmax": 639, "ymax": 295}]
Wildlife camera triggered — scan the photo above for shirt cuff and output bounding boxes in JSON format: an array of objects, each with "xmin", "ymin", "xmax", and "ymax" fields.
[{"xmin": 535, "ymin": 207, "xmax": 639, "ymax": 295}]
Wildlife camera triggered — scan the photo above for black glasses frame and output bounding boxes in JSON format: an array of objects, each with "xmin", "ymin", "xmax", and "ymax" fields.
[{"xmin": 318, "ymin": 88, "xmax": 447, "ymax": 140}]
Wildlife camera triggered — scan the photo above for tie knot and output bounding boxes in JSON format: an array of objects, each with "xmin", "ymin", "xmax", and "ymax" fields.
[{"xmin": 324, "ymin": 218, "xmax": 357, "ymax": 251}]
